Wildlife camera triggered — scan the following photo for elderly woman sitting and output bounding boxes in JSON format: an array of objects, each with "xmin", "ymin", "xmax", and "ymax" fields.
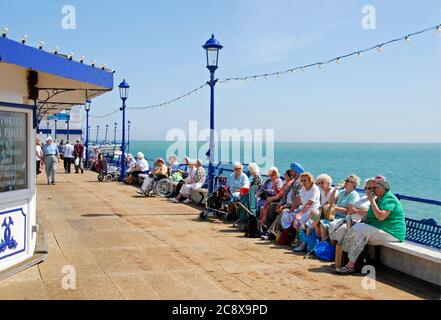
[
  {"xmin": 137, "ymin": 158, "xmax": 168, "ymax": 195},
  {"xmin": 126, "ymin": 152, "xmax": 149, "ymax": 184},
  {"xmin": 320, "ymin": 174, "xmax": 361, "ymax": 245},
  {"xmin": 280, "ymin": 172, "xmax": 320, "ymax": 252},
  {"xmin": 171, "ymin": 159, "xmax": 206, "ymax": 204},
  {"xmin": 227, "ymin": 162, "xmax": 250, "ymax": 199},
  {"xmin": 248, "ymin": 163, "xmax": 263, "ymax": 190},
  {"xmin": 336, "ymin": 176, "xmax": 406, "ymax": 274},
  {"xmin": 258, "ymin": 167, "xmax": 283, "ymax": 225}
]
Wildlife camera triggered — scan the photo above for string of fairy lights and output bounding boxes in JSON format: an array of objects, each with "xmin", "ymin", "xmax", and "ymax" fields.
[{"xmin": 87, "ymin": 23, "xmax": 440, "ymax": 119}]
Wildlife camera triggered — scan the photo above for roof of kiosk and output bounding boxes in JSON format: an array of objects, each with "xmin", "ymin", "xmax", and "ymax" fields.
[{"xmin": 0, "ymin": 36, "xmax": 113, "ymax": 116}]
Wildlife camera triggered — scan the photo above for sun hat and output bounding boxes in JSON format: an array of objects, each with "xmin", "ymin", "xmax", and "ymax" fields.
[
  {"xmin": 374, "ymin": 175, "xmax": 390, "ymax": 190},
  {"xmin": 46, "ymin": 136, "xmax": 53, "ymax": 142},
  {"xmin": 137, "ymin": 152, "xmax": 144, "ymax": 158},
  {"xmin": 290, "ymin": 162, "xmax": 305, "ymax": 174}
]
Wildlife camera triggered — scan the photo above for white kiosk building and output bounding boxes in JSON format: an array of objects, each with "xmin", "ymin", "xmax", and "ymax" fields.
[{"xmin": 0, "ymin": 33, "xmax": 113, "ymax": 274}]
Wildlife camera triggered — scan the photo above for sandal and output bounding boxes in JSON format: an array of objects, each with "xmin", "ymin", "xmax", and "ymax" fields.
[{"xmin": 336, "ymin": 264, "xmax": 355, "ymax": 274}]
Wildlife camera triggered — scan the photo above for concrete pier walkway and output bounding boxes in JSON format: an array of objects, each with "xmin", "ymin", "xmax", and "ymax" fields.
[{"xmin": 0, "ymin": 169, "xmax": 437, "ymax": 299}]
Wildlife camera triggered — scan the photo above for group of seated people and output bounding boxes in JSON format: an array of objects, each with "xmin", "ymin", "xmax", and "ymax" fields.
[
  {"xmin": 216, "ymin": 161, "xmax": 406, "ymax": 275},
  {"xmin": 124, "ymin": 153, "xmax": 206, "ymax": 202},
  {"xmin": 122, "ymin": 153, "xmax": 406, "ymax": 275}
]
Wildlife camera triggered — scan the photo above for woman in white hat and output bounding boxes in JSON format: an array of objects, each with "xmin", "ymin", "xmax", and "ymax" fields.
[{"xmin": 42, "ymin": 136, "xmax": 60, "ymax": 185}]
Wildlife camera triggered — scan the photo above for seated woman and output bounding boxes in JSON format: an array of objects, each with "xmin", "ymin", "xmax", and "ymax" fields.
[
  {"xmin": 170, "ymin": 160, "xmax": 197, "ymax": 201},
  {"xmin": 172, "ymin": 159, "xmax": 206, "ymax": 203},
  {"xmin": 313, "ymin": 174, "xmax": 336, "ymax": 240},
  {"xmin": 336, "ymin": 176, "xmax": 406, "ymax": 274},
  {"xmin": 125, "ymin": 154, "xmax": 137, "ymax": 178},
  {"xmin": 248, "ymin": 163, "xmax": 263, "ymax": 190},
  {"xmin": 281, "ymin": 172, "xmax": 320, "ymax": 252},
  {"xmin": 320, "ymin": 174, "xmax": 361, "ymax": 245},
  {"xmin": 126, "ymin": 152, "xmax": 149, "ymax": 185},
  {"xmin": 258, "ymin": 167, "xmax": 283, "ymax": 225},
  {"xmin": 137, "ymin": 158, "xmax": 168, "ymax": 194},
  {"xmin": 169, "ymin": 157, "xmax": 192, "ymax": 198},
  {"xmin": 168, "ymin": 154, "xmax": 180, "ymax": 173},
  {"xmin": 227, "ymin": 162, "xmax": 250, "ymax": 199},
  {"xmin": 265, "ymin": 170, "xmax": 295, "ymax": 228}
]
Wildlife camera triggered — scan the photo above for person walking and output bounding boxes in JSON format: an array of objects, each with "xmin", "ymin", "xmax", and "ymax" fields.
[
  {"xmin": 42, "ymin": 136, "xmax": 60, "ymax": 185},
  {"xmin": 62, "ymin": 141, "xmax": 75, "ymax": 173},
  {"xmin": 73, "ymin": 140, "xmax": 85, "ymax": 174},
  {"xmin": 35, "ymin": 138, "xmax": 43, "ymax": 175}
]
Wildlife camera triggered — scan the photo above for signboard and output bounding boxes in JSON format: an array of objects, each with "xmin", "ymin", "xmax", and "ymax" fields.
[
  {"xmin": 0, "ymin": 110, "xmax": 28, "ymax": 192},
  {"xmin": 48, "ymin": 113, "xmax": 70, "ymax": 121},
  {"xmin": 0, "ymin": 208, "xmax": 26, "ymax": 261}
]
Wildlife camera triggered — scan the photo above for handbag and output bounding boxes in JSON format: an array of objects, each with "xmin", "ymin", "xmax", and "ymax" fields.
[
  {"xmin": 314, "ymin": 239, "xmax": 336, "ymax": 261},
  {"xmin": 276, "ymin": 225, "xmax": 296, "ymax": 245},
  {"xmin": 322, "ymin": 203, "xmax": 336, "ymax": 221}
]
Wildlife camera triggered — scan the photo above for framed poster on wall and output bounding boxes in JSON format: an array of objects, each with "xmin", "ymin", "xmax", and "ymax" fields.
[{"xmin": 0, "ymin": 109, "xmax": 28, "ymax": 193}]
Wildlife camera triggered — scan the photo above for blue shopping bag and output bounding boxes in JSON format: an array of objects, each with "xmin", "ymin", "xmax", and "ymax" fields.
[{"xmin": 314, "ymin": 239, "xmax": 336, "ymax": 261}]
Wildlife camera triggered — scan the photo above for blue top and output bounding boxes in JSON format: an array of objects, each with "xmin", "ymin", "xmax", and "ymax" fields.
[
  {"xmin": 336, "ymin": 189, "xmax": 360, "ymax": 218},
  {"xmin": 43, "ymin": 143, "xmax": 59, "ymax": 156},
  {"xmin": 227, "ymin": 172, "xmax": 250, "ymax": 192}
]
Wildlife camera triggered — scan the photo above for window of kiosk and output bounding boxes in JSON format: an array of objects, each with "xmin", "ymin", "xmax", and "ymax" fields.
[{"xmin": 0, "ymin": 109, "xmax": 28, "ymax": 193}]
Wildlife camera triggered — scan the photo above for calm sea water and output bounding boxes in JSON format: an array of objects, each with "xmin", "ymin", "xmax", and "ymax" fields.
[{"xmin": 129, "ymin": 141, "xmax": 441, "ymax": 223}]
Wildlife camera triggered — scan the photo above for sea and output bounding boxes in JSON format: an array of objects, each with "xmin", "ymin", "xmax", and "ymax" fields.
[{"xmin": 129, "ymin": 141, "xmax": 440, "ymax": 223}]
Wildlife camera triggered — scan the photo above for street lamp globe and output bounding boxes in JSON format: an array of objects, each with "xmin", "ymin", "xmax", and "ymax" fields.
[
  {"xmin": 118, "ymin": 79, "xmax": 130, "ymax": 100},
  {"xmin": 85, "ymin": 100, "xmax": 91, "ymax": 112},
  {"xmin": 202, "ymin": 34, "xmax": 223, "ymax": 70}
]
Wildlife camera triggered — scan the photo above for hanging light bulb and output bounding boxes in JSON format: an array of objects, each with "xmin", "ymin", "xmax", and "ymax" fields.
[
  {"xmin": 301, "ymin": 66, "xmax": 306, "ymax": 72},
  {"xmin": 38, "ymin": 41, "xmax": 44, "ymax": 50},
  {"xmin": 21, "ymin": 34, "xmax": 28, "ymax": 44},
  {"xmin": 54, "ymin": 47, "xmax": 59, "ymax": 55},
  {"xmin": 318, "ymin": 63, "xmax": 323, "ymax": 69},
  {"xmin": 2, "ymin": 27, "xmax": 9, "ymax": 38},
  {"xmin": 404, "ymin": 35, "xmax": 411, "ymax": 43},
  {"xmin": 80, "ymin": 56, "xmax": 85, "ymax": 63},
  {"xmin": 357, "ymin": 51, "xmax": 363, "ymax": 58},
  {"xmin": 336, "ymin": 58, "xmax": 341, "ymax": 64},
  {"xmin": 437, "ymin": 25, "xmax": 441, "ymax": 33},
  {"xmin": 101, "ymin": 63, "xmax": 107, "ymax": 70},
  {"xmin": 68, "ymin": 52, "xmax": 74, "ymax": 60},
  {"xmin": 276, "ymin": 72, "xmax": 281, "ymax": 77},
  {"xmin": 377, "ymin": 45, "xmax": 383, "ymax": 53},
  {"xmin": 91, "ymin": 60, "xmax": 97, "ymax": 67},
  {"xmin": 290, "ymin": 69, "xmax": 295, "ymax": 75}
]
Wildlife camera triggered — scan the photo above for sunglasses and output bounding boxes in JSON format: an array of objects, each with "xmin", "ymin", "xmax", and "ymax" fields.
[
  {"xmin": 345, "ymin": 179, "xmax": 355, "ymax": 184},
  {"xmin": 317, "ymin": 181, "xmax": 326, "ymax": 185},
  {"xmin": 301, "ymin": 179, "xmax": 308, "ymax": 182},
  {"xmin": 366, "ymin": 186, "xmax": 377, "ymax": 191},
  {"xmin": 234, "ymin": 168, "xmax": 241, "ymax": 171}
]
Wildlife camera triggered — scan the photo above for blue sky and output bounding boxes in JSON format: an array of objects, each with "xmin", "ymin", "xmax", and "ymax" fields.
[{"xmin": 2, "ymin": 0, "xmax": 440, "ymax": 142}]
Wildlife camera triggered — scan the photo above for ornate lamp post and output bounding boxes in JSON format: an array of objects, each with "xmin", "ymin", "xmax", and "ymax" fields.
[
  {"xmin": 54, "ymin": 119, "xmax": 58, "ymax": 140},
  {"xmin": 84, "ymin": 100, "xmax": 91, "ymax": 166},
  {"xmin": 104, "ymin": 124, "xmax": 109, "ymax": 144},
  {"xmin": 202, "ymin": 34, "xmax": 223, "ymax": 194},
  {"xmin": 118, "ymin": 79, "xmax": 130, "ymax": 181},
  {"xmin": 113, "ymin": 122, "xmax": 117, "ymax": 144},
  {"xmin": 66, "ymin": 109, "xmax": 71, "ymax": 141},
  {"xmin": 46, "ymin": 120, "xmax": 49, "ymax": 137},
  {"xmin": 95, "ymin": 125, "xmax": 100, "ymax": 144},
  {"xmin": 127, "ymin": 120, "xmax": 131, "ymax": 153}
]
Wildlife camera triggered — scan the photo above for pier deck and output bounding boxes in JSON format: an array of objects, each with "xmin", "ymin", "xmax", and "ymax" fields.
[{"xmin": 0, "ymin": 169, "xmax": 437, "ymax": 299}]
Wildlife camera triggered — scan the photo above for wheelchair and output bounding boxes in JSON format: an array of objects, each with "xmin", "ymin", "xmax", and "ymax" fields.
[
  {"xmin": 97, "ymin": 166, "xmax": 120, "ymax": 182},
  {"xmin": 143, "ymin": 175, "xmax": 174, "ymax": 197}
]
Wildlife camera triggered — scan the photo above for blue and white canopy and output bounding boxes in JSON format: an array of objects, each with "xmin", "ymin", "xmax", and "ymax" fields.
[{"xmin": 0, "ymin": 35, "xmax": 113, "ymax": 117}]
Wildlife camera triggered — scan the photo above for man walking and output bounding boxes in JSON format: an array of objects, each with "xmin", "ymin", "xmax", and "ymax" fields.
[
  {"xmin": 42, "ymin": 136, "xmax": 60, "ymax": 185},
  {"xmin": 73, "ymin": 139, "xmax": 85, "ymax": 174},
  {"xmin": 63, "ymin": 141, "xmax": 75, "ymax": 173}
]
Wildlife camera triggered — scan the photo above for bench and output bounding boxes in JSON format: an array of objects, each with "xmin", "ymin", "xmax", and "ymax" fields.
[{"xmin": 191, "ymin": 187, "xmax": 209, "ymax": 206}]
